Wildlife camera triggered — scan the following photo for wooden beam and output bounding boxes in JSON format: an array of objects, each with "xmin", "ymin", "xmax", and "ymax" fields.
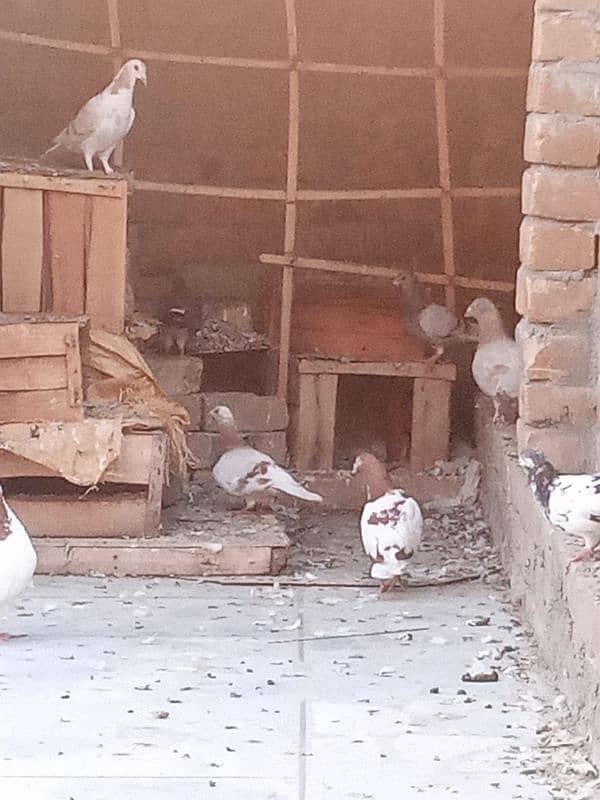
[
  {"xmin": 296, "ymin": 188, "xmax": 442, "ymax": 200},
  {"xmin": 134, "ymin": 179, "xmax": 285, "ymax": 201},
  {"xmin": 299, "ymin": 61, "xmax": 435, "ymax": 78},
  {"xmin": 298, "ymin": 358, "xmax": 456, "ymax": 382},
  {"xmin": 455, "ymin": 276, "xmax": 514, "ymax": 293},
  {"xmin": 0, "ymin": 172, "xmax": 126, "ymax": 198},
  {"xmin": 1, "ymin": 188, "xmax": 44, "ymax": 313},
  {"xmin": 0, "ymin": 28, "xmax": 112, "ymax": 55},
  {"xmin": 122, "ymin": 47, "xmax": 289, "ymax": 71}
]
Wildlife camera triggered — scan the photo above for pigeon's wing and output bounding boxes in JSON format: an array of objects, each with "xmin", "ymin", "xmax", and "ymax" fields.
[
  {"xmin": 548, "ymin": 474, "xmax": 600, "ymax": 541},
  {"xmin": 360, "ymin": 491, "xmax": 423, "ymax": 563},
  {"xmin": 213, "ymin": 448, "xmax": 321, "ymax": 502},
  {"xmin": 55, "ymin": 93, "xmax": 106, "ymax": 145},
  {"xmin": 472, "ymin": 340, "xmax": 519, "ymax": 399}
]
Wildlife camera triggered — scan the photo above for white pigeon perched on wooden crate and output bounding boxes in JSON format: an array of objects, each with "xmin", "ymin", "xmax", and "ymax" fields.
[
  {"xmin": 209, "ymin": 406, "xmax": 323, "ymax": 511},
  {"xmin": 0, "ymin": 486, "xmax": 37, "ymax": 641},
  {"xmin": 520, "ymin": 449, "xmax": 600, "ymax": 569},
  {"xmin": 44, "ymin": 59, "xmax": 147, "ymax": 174},
  {"xmin": 352, "ymin": 452, "xmax": 423, "ymax": 594},
  {"xmin": 464, "ymin": 297, "xmax": 519, "ymax": 425}
]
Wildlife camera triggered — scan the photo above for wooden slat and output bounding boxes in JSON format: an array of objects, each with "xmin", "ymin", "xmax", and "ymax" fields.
[
  {"xmin": 410, "ymin": 378, "xmax": 452, "ymax": 472},
  {"xmin": 134, "ymin": 180, "xmax": 285, "ymax": 200},
  {"xmin": 0, "ymin": 322, "xmax": 77, "ymax": 358},
  {"xmin": 277, "ymin": 267, "xmax": 293, "ymax": 397},
  {"xmin": 315, "ymin": 374, "xmax": 338, "ymax": 470},
  {"xmin": 298, "ymin": 358, "xmax": 456, "ymax": 381},
  {"xmin": 144, "ymin": 433, "xmax": 167, "ymax": 530},
  {"xmin": 64, "ymin": 331, "xmax": 83, "ymax": 407},
  {"xmin": 46, "ymin": 192, "xmax": 86, "ymax": 314},
  {"xmin": 0, "ymin": 389, "xmax": 83, "ymax": 423},
  {"xmin": 292, "ymin": 374, "xmax": 318, "ymax": 470},
  {"xmin": 0, "ymin": 356, "xmax": 67, "ymax": 391},
  {"xmin": 0, "ymin": 172, "xmax": 126, "ymax": 198},
  {"xmin": 1, "ymin": 188, "xmax": 44, "ymax": 312},
  {"xmin": 85, "ymin": 195, "xmax": 127, "ymax": 333}
]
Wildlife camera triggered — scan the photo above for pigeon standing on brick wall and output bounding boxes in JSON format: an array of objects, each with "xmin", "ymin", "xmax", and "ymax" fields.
[
  {"xmin": 44, "ymin": 59, "xmax": 147, "ymax": 174},
  {"xmin": 209, "ymin": 406, "xmax": 322, "ymax": 511},
  {"xmin": 393, "ymin": 270, "xmax": 459, "ymax": 364},
  {"xmin": 352, "ymin": 453, "xmax": 423, "ymax": 594},
  {"xmin": 520, "ymin": 448, "xmax": 600, "ymax": 570},
  {"xmin": 0, "ymin": 486, "xmax": 37, "ymax": 641},
  {"xmin": 464, "ymin": 297, "xmax": 519, "ymax": 424}
]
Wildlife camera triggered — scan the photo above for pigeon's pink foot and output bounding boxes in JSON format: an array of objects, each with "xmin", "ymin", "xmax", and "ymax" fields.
[
  {"xmin": 0, "ymin": 632, "xmax": 16, "ymax": 642},
  {"xmin": 566, "ymin": 548, "xmax": 594, "ymax": 572},
  {"xmin": 379, "ymin": 577, "xmax": 400, "ymax": 595}
]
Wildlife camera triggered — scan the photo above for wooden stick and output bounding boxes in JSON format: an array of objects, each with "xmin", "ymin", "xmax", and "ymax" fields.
[
  {"xmin": 122, "ymin": 47, "xmax": 289, "ymax": 71},
  {"xmin": 297, "ymin": 187, "xmax": 442, "ymax": 200},
  {"xmin": 447, "ymin": 66, "xmax": 528, "ymax": 78},
  {"xmin": 0, "ymin": 28, "xmax": 111, "ymax": 55},
  {"xmin": 261, "ymin": 253, "xmax": 442, "ymax": 283},
  {"xmin": 452, "ymin": 186, "xmax": 521, "ymax": 198},
  {"xmin": 433, "ymin": 0, "xmax": 457, "ymax": 311},
  {"xmin": 106, "ymin": 0, "xmax": 124, "ymax": 168},
  {"xmin": 455, "ymin": 276, "xmax": 514, "ymax": 293},
  {"xmin": 133, "ymin": 179, "xmax": 285, "ymax": 200},
  {"xmin": 299, "ymin": 61, "xmax": 435, "ymax": 78}
]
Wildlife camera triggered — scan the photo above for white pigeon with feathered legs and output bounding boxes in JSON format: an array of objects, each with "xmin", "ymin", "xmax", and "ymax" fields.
[
  {"xmin": 44, "ymin": 59, "xmax": 147, "ymax": 174},
  {"xmin": 209, "ymin": 406, "xmax": 322, "ymax": 510}
]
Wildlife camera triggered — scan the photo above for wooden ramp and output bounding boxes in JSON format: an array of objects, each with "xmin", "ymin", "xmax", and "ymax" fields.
[{"xmin": 33, "ymin": 516, "xmax": 290, "ymax": 578}]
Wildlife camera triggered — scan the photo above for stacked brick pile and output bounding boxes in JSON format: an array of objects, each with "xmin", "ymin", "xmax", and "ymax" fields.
[{"xmin": 516, "ymin": 0, "xmax": 600, "ymax": 471}]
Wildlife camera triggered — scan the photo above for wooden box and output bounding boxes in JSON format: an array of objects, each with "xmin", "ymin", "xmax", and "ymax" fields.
[
  {"xmin": 0, "ymin": 169, "xmax": 127, "ymax": 334},
  {"xmin": 0, "ymin": 318, "xmax": 84, "ymax": 423}
]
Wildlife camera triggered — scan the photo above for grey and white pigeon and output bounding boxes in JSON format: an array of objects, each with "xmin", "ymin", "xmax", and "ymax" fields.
[
  {"xmin": 209, "ymin": 406, "xmax": 323, "ymax": 510},
  {"xmin": 464, "ymin": 297, "xmax": 519, "ymax": 424},
  {"xmin": 520, "ymin": 449, "xmax": 600, "ymax": 569},
  {"xmin": 352, "ymin": 453, "xmax": 423, "ymax": 594},
  {"xmin": 0, "ymin": 486, "xmax": 37, "ymax": 641},
  {"xmin": 393, "ymin": 270, "xmax": 459, "ymax": 364},
  {"xmin": 44, "ymin": 59, "xmax": 147, "ymax": 174}
]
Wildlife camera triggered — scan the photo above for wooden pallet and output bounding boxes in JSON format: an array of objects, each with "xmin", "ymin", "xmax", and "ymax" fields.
[{"xmin": 0, "ymin": 171, "xmax": 127, "ymax": 333}]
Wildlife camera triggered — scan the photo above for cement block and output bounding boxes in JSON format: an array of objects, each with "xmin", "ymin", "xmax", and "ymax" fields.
[{"xmin": 145, "ymin": 354, "xmax": 204, "ymax": 395}]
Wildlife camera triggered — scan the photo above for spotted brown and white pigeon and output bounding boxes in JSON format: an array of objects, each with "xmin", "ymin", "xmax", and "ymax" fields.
[
  {"xmin": 0, "ymin": 486, "xmax": 37, "ymax": 641},
  {"xmin": 520, "ymin": 449, "xmax": 600, "ymax": 569},
  {"xmin": 209, "ymin": 406, "xmax": 322, "ymax": 510},
  {"xmin": 464, "ymin": 297, "xmax": 519, "ymax": 424},
  {"xmin": 44, "ymin": 59, "xmax": 147, "ymax": 174},
  {"xmin": 352, "ymin": 453, "xmax": 423, "ymax": 593}
]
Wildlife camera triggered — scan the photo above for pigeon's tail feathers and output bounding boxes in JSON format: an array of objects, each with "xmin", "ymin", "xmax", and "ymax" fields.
[{"xmin": 270, "ymin": 466, "xmax": 323, "ymax": 503}]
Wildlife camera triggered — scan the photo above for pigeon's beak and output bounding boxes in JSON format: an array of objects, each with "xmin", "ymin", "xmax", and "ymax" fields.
[
  {"xmin": 351, "ymin": 459, "xmax": 361, "ymax": 476},
  {"xmin": 463, "ymin": 303, "xmax": 474, "ymax": 319}
]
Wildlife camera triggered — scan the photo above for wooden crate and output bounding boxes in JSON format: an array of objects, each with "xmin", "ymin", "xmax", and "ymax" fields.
[
  {"xmin": 0, "ymin": 431, "xmax": 167, "ymax": 538},
  {"xmin": 0, "ymin": 318, "xmax": 84, "ymax": 423},
  {"xmin": 0, "ymin": 170, "xmax": 127, "ymax": 334}
]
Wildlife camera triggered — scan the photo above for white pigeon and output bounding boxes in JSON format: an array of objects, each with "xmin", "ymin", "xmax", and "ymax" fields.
[
  {"xmin": 464, "ymin": 297, "xmax": 519, "ymax": 424},
  {"xmin": 44, "ymin": 59, "xmax": 147, "ymax": 174},
  {"xmin": 209, "ymin": 406, "xmax": 323, "ymax": 510},
  {"xmin": 520, "ymin": 449, "xmax": 600, "ymax": 570},
  {"xmin": 0, "ymin": 486, "xmax": 37, "ymax": 641},
  {"xmin": 352, "ymin": 453, "xmax": 423, "ymax": 594}
]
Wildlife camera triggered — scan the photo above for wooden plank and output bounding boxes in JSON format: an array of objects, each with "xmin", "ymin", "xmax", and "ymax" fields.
[
  {"xmin": 0, "ymin": 389, "xmax": 83, "ymax": 423},
  {"xmin": 315, "ymin": 373, "xmax": 338, "ymax": 470},
  {"xmin": 134, "ymin": 180, "xmax": 285, "ymax": 200},
  {"xmin": 64, "ymin": 330, "xmax": 83, "ymax": 407},
  {"xmin": 144, "ymin": 433, "xmax": 167, "ymax": 530},
  {"xmin": 277, "ymin": 267, "xmax": 293, "ymax": 398},
  {"xmin": 292, "ymin": 373, "xmax": 318, "ymax": 470},
  {"xmin": 46, "ymin": 192, "xmax": 86, "ymax": 314},
  {"xmin": 298, "ymin": 358, "xmax": 456, "ymax": 382},
  {"xmin": 0, "ymin": 356, "xmax": 67, "ymax": 391},
  {"xmin": 410, "ymin": 378, "xmax": 452, "ymax": 472},
  {"xmin": 1, "ymin": 188, "xmax": 44, "ymax": 312},
  {"xmin": 85, "ymin": 195, "xmax": 127, "ymax": 333},
  {"xmin": 10, "ymin": 492, "xmax": 153, "ymax": 538},
  {"xmin": 0, "ymin": 171, "xmax": 126, "ymax": 198},
  {"xmin": 0, "ymin": 321, "xmax": 77, "ymax": 358}
]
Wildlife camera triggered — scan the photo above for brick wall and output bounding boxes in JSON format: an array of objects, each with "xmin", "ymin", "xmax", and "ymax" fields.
[{"xmin": 515, "ymin": 0, "xmax": 600, "ymax": 471}]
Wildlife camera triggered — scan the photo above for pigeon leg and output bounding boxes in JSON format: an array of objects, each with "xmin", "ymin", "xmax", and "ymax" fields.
[
  {"xmin": 99, "ymin": 148, "xmax": 115, "ymax": 175},
  {"xmin": 0, "ymin": 632, "xmax": 16, "ymax": 642},
  {"xmin": 566, "ymin": 544, "xmax": 600, "ymax": 571},
  {"xmin": 379, "ymin": 576, "xmax": 399, "ymax": 595},
  {"xmin": 83, "ymin": 150, "xmax": 95, "ymax": 172},
  {"xmin": 424, "ymin": 345, "xmax": 444, "ymax": 367}
]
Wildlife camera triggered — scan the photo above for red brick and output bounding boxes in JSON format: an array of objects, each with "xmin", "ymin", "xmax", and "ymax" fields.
[
  {"xmin": 145, "ymin": 354, "xmax": 204, "ymax": 395},
  {"xmin": 532, "ymin": 12, "xmax": 600, "ymax": 61},
  {"xmin": 517, "ymin": 419, "xmax": 589, "ymax": 472},
  {"xmin": 187, "ymin": 431, "xmax": 287, "ymax": 469},
  {"xmin": 516, "ymin": 321, "xmax": 590, "ymax": 381},
  {"xmin": 202, "ymin": 392, "xmax": 288, "ymax": 432},
  {"xmin": 527, "ymin": 63, "xmax": 600, "ymax": 116},
  {"xmin": 519, "ymin": 217, "xmax": 596, "ymax": 270},
  {"xmin": 522, "ymin": 166, "xmax": 600, "ymax": 222},
  {"xmin": 520, "ymin": 382, "xmax": 595, "ymax": 424},
  {"xmin": 516, "ymin": 267, "xmax": 596, "ymax": 322},
  {"xmin": 536, "ymin": 0, "xmax": 600, "ymax": 11},
  {"xmin": 524, "ymin": 113, "xmax": 600, "ymax": 168}
]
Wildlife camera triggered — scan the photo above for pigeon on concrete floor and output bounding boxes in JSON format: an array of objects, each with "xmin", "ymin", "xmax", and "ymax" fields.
[
  {"xmin": 209, "ymin": 406, "xmax": 323, "ymax": 511},
  {"xmin": 44, "ymin": 59, "xmax": 147, "ymax": 174},
  {"xmin": 352, "ymin": 453, "xmax": 423, "ymax": 594},
  {"xmin": 464, "ymin": 297, "xmax": 519, "ymax": 425},
  {"xmin": 0, "ymin": 486, "xmax": 37, "ymax": 641},
  {"xmin": 520, "ymin": 448, "xmax": 600, "ymax": 570}
]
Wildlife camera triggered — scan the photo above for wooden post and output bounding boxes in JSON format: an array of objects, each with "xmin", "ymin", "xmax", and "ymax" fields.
[
  {"xmin": 410, "ymin": 377, "xmax": 452, "ymax": 472},
  {"xmin": 292, "ymin": 370, "xmax": 338, "ymax": 470},
  {"xmin": 107, "ymin": 0, "xmax": 124, "ymax": 168}
]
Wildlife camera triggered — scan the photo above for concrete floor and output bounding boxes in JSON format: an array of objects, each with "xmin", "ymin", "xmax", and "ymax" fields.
[{"xmin": 0, "ymin": 576, "xmax": 557, "ymax": 799}]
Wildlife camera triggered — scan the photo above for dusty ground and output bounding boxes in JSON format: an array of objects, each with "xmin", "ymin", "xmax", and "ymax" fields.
[{"xmin": 1, "ymin": 487, "xmax": 598, "ymax": 799}]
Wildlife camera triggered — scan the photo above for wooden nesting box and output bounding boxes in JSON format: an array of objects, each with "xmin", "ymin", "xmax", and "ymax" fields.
[
  {"xmin": 0, "ymin": 317, "xmax": 84, "ymax": 423},
  {"xmin": 0, "ymin": 169, "xmax": 127, "ymax": 333}
]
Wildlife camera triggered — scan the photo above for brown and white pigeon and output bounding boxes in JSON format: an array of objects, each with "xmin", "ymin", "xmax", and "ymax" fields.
[
  {"xmin": 209, "ymin": 406, "xmax": 323, "ymax": 510},
  {"xmin": 44, "ymin": 59, "xmax": 147, "ymax": 173},
  {"xmin": 520, "ymin": 449, "xmax": 600, "ymax": 570},
  {"xmin": 393, "ymin": 271, "xmax": 459, "ymax": 364},
  {"xmin": 0, "ymin": 486, "xmax": 37, "ymax": 641},
  {"xmin": 464, "ymin": 297, "xmax": 519, "ymax": 424},
  {"xmin": 352, "ymin": 453, "xmax": 423, "ymax": 594}
]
